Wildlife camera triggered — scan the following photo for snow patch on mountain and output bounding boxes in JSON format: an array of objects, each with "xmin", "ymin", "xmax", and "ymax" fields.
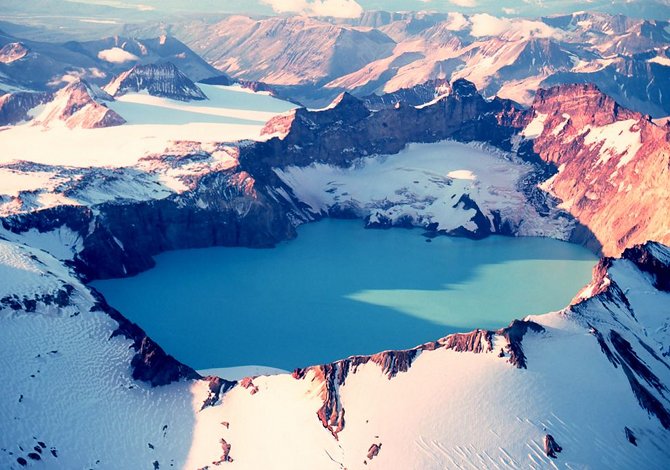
[
  {"xmin": 0, "ymin": 225, "xmax": 84, "ymax": 261},
  {"xmin": 583, "ymin": 119, "xmax": 642, "ymax": 167},
  {"xmin": 0, "ymin": 168, "xmax": 61, "ymax": 198},
  {"xmin": 552, "ymin": 113, "xmax": 571, "ymax": 136},
  {"xmin": 521, "ymin": 112, "xmax": 547, "ymax": 139},
  {"xmin": 649, "ymin": 55, "xmax": 670, "ymax": 67}
]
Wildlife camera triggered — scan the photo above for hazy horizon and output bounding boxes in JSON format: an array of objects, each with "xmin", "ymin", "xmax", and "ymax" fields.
[{"xmin": 2, "ymin": 0, "xmax": 670, "ymax": 21}]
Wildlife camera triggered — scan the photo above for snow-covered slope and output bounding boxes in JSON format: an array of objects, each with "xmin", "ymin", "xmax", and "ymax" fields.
[
  {"xmin": 0, "ymin": 236, "xmax": 205, "ymax": 469},
  {"xmin": 1, "ymin": 229, "xmax": 668, "ymax": 469}
]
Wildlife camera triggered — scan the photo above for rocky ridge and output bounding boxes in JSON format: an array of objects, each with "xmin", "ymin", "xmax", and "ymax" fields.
[
  {"xmin": 253, "ymin": 79, "xmax": 520, "ymax": 171},
  {"xmin": 0, "ymin": 90, "xmax": 50, "ymax": 125},
  {"xmin": 361, "ymin": 78, "xmax": 452, "ymax": 111}
]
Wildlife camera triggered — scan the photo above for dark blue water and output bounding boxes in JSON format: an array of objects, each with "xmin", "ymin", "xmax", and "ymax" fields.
[{"xmin": 92, "ymin": 220, "xmax": 596, "ymax": 370}]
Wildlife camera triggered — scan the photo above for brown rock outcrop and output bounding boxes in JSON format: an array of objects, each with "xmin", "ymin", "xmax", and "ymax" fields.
[
  {"xmin": 366, "ymin": 443, "xmax": 382, "ymax": 460},
  {"xmin": 543, "ymin": 434, "xmax": 562, "ymax": 458}
]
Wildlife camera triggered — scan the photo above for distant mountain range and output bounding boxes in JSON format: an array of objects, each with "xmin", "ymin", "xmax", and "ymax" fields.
[
  {"xmin": 0, "ymin": 28, "xmax": 228, "ymax": 93},
  {"xmin": 0, "ymin": 62, "xmax": 211, "ymax": 126},
  {"xmin": 117, "ymin": 11, "xmax": 670, "ymax": 116},
  {"xmin": 2, "ymin": 11, "xmax": 668, "ymax": 117}
]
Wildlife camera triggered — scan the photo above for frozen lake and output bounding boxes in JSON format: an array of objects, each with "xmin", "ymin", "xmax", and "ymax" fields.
[{"xmin": 92, "ymin": 220, "xmax": 597, "ymax": 371}]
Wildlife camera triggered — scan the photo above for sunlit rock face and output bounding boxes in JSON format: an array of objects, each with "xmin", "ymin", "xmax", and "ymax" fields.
[
  {"xmin": 31, "ymin": 80, "xmax": 126, "ymax": 129},
  {"xmin": 524, "ymin": 83, "xmax": 670, "ymax": 255}
]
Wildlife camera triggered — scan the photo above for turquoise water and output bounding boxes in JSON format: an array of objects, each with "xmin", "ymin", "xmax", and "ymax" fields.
[{"xmin": 92, "ymin": 220, "xmax": 597, "ymax": 370}]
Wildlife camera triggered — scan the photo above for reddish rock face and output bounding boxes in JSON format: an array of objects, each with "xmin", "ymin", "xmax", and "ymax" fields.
[
  {"xmin": 32, "ymin": 80, "xmax": 126, "ymax": 129},
  {"xmin": 240, "ymin": 377, "xmax": 259, "ymax": 395},
  {"xmin": 293, "ymin": 319, "xmax": 544, "ymax": 438},
  {"xmin": 528, "ymin": 83, "xmax": 670, "ymax": 256},
  {"xmin": 211, "ymin": 438, "xmax": 233, "ymax": 465},
  {"xmin": 366, "ymin": 442, "xmax": 382, "ymax": 460}
]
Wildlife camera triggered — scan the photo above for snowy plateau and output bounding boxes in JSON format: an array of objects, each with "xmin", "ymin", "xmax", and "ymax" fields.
[{"xmin": 0, "ymin": 7, "xmax": 669, "ymax": 470}]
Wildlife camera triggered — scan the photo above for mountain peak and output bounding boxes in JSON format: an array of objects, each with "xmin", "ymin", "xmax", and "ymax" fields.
[
  {"xmin": 324, "ymin": 92, "xmax": 370, "ymax": 118},
  {"xmin": 451, "ymin": 79, "xmax": 478, "ymax": 98},
  {"xmin": 104, "ymin": 62, "xmax": 208, "ymax": 101},
  {"xmin": 0, "ymin": 42, "xmax": 28, "ymax": 64},
  {"xmin": 33, "ymin": 79, "xmax": 125, "ymax": 129}
]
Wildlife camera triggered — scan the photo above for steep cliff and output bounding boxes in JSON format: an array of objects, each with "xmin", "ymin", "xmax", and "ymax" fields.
[{"xmin": 524, "ymin": 83, "xmax": 670, "ymax": 255}]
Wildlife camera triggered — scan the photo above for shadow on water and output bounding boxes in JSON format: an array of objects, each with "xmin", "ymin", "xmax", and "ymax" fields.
[{"xmin": 91, "ymin": 219, "xmax": 597, "ymax": 371}]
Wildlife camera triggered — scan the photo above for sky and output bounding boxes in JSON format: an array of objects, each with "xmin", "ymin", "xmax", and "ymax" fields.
[
  {"xmin": 0, "ymin": 0, "xmax": 645, "ymax": 21},
  {"xmin": 58, "ymin": 0, "xmax": 670, "ymax": 18}
]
